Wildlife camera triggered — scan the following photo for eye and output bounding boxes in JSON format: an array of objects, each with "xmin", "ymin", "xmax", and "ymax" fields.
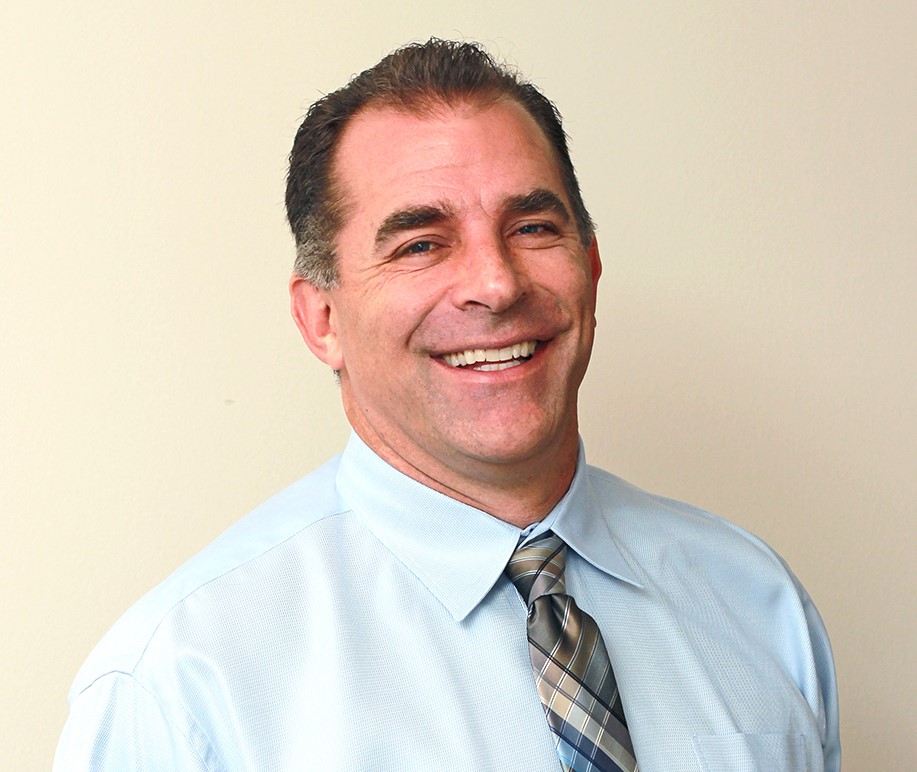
[
  {"xmin": 406, "ymin": 240, "xmax": 435, "ymax": 254},
  {"xmin": 393, "ymin": 239, "xmax": 439, "ymax": 259},
  {"xmin": 388, "ymin": 233, "xmax": 452, "ymax": 265},
  {"xmin": 515, "ymin": 222, "xmax": 556, "ymax": 236}
]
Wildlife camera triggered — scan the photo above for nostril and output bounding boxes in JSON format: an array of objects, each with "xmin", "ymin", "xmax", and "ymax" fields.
[{"xmin": 454, "ymin": 255, "xmax": 528, "ymax": 313}]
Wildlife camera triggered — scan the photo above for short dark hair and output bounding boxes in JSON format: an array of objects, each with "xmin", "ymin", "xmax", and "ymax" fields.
[{"xmin": 285, "ymin": 38, "xmax": 594, "ymax": 288}]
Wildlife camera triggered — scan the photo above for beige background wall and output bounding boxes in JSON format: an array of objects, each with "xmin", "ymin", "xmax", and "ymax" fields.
[{"xmin": 2, "ymin": 3, "xmax": 913, "ymax": 769}]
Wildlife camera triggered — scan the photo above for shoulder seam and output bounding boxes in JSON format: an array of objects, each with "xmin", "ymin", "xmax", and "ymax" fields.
[
  {"xmin": 585, "ymin": 467, "xmax": 791, "ymax": 575},
  {"xmin": 76, "ymin": 670, "xmax": 219, "ymax": 770},
  {"xmin": 104, "ymin": 507, "xmax": 353, "ymax": 684}
]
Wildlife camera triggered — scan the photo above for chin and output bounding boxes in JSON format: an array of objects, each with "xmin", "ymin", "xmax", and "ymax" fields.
[{"xmin": 448, "ymin": 425, "xmax": 572, "ymax": 468}]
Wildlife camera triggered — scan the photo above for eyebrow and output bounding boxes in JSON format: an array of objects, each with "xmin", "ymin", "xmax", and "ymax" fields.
[
  {"xmin": 372, "ymin": 188, "xmax": 571, "ymax": 248},
  {"xmin": 374, "ymin": 204, "xmax": 455, "ymax": 247},
  {"xmin": 504, "ymin": 188, "xmax": 571, "ymax": 223}
]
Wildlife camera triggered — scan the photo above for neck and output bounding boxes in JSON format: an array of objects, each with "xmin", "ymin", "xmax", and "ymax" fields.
[{"xmin": 349, "ymin": 424, "xmax": 580, "ymax": 529}]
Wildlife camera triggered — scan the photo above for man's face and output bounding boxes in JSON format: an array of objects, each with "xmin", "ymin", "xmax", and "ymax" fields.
[{"xmin": 292, "ymin": 99, "xmax": 601, "ymax": 494}]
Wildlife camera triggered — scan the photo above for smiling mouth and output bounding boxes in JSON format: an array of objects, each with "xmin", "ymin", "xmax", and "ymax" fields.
[{"xmin": 441, "ymin": 340, "xmax": 538, "ymax": 371}]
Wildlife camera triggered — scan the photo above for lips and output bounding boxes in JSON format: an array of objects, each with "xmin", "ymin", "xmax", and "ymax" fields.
[{"xmin": 440, "ymin": 340, "xmax": 537, "ymax": 371}]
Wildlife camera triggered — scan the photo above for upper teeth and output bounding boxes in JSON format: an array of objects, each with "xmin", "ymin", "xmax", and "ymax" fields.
[{"xmin": 442, "ymin": 340, "xmax": 537, "ymax": 368}]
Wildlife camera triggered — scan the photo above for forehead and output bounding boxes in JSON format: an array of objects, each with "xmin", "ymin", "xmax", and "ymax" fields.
[{"xmin": 330, "ymin": 99, "xmax": 567, "ymax": 231}]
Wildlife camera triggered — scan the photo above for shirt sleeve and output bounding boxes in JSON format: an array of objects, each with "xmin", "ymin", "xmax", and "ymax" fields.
[
  {"xmin": 53, "ymin": 672, "xmax": 214, "ymax": 772},
  {"xmin": 794, "ymin": 572, "xmax": 841, "ymax": 772}
]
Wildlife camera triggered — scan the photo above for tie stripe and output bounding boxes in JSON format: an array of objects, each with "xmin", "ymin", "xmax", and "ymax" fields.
[{"xmin": 507, "ymin": 533, "xmax": 638, "ymax": 772}]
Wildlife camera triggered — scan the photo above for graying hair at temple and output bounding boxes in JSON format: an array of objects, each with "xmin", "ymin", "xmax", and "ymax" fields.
[{"xmin": 285, "ymin": 38, "xmax": 595, "ymax": 289}]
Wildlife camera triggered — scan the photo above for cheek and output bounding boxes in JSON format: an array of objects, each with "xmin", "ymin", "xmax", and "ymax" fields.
[
  {"xmin": 535, "ymin": 264, "xmax": 594, "ymax": 312},
  {"xmin": 373, "ymin": 283, "xmax": 445, "ymax": 342},
  {"xmin": 338, "ymin": 293, "xmax": 425, "ymax": 372}
]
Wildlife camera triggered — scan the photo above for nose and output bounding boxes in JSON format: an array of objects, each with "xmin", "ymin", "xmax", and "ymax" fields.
[{"xmin": 451, "ymin": 237, "xmax": 528, "ymax": 313}]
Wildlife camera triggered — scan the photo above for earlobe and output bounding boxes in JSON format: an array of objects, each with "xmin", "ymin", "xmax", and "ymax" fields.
[{"xmin": 289, "ymin": 275, "xmax": 344, "ymax": 369}]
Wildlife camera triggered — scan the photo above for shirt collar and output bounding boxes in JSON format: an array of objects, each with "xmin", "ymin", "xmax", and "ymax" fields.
[{"xmin": 336, "ymin": 432, "xmax": 642, "ymax": 622}]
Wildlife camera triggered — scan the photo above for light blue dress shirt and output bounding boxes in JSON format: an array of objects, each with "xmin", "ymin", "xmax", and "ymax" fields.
[{"xmin": 55, "ymin": 434, "xmax": 839, "ymax": 771}]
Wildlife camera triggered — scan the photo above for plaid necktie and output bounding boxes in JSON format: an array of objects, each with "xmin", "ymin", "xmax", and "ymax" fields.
[{"xmin": 506, "ymin": 532, "xmax": 638, "ymax": 772}]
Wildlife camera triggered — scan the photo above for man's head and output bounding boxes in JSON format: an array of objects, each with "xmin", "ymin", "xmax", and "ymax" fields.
[
  {"xmin": 288, "ymin": 40, "xmax": 601, "ymax": 522},
  {"xmin": 285, "ymin": 38, "xmax": 594, "ymax": 289}
]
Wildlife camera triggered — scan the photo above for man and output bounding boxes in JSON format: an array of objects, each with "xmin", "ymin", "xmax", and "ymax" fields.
[{"xmin": 55, "ymin": 40, "xmax": 839, "ymax": 771}]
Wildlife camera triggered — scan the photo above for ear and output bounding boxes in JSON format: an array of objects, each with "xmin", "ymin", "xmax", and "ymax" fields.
[
  {"xmin": 289, "ymin": 275, "xmax": 344, "ymax": 370},
  {"xmin": 587, "ymin": 237, "xmax": 602, "ymax": 300}
]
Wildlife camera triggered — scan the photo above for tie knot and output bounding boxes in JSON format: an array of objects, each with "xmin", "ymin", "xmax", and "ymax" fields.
[{"xmin": 505, "ymin": 532, "xmax": 567, "ymax": 604}]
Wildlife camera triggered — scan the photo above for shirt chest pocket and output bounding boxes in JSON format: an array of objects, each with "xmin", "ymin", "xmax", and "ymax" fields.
[{"xmin": 692, "ymin": 732, "xmax": 809, "ymax": 771}]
